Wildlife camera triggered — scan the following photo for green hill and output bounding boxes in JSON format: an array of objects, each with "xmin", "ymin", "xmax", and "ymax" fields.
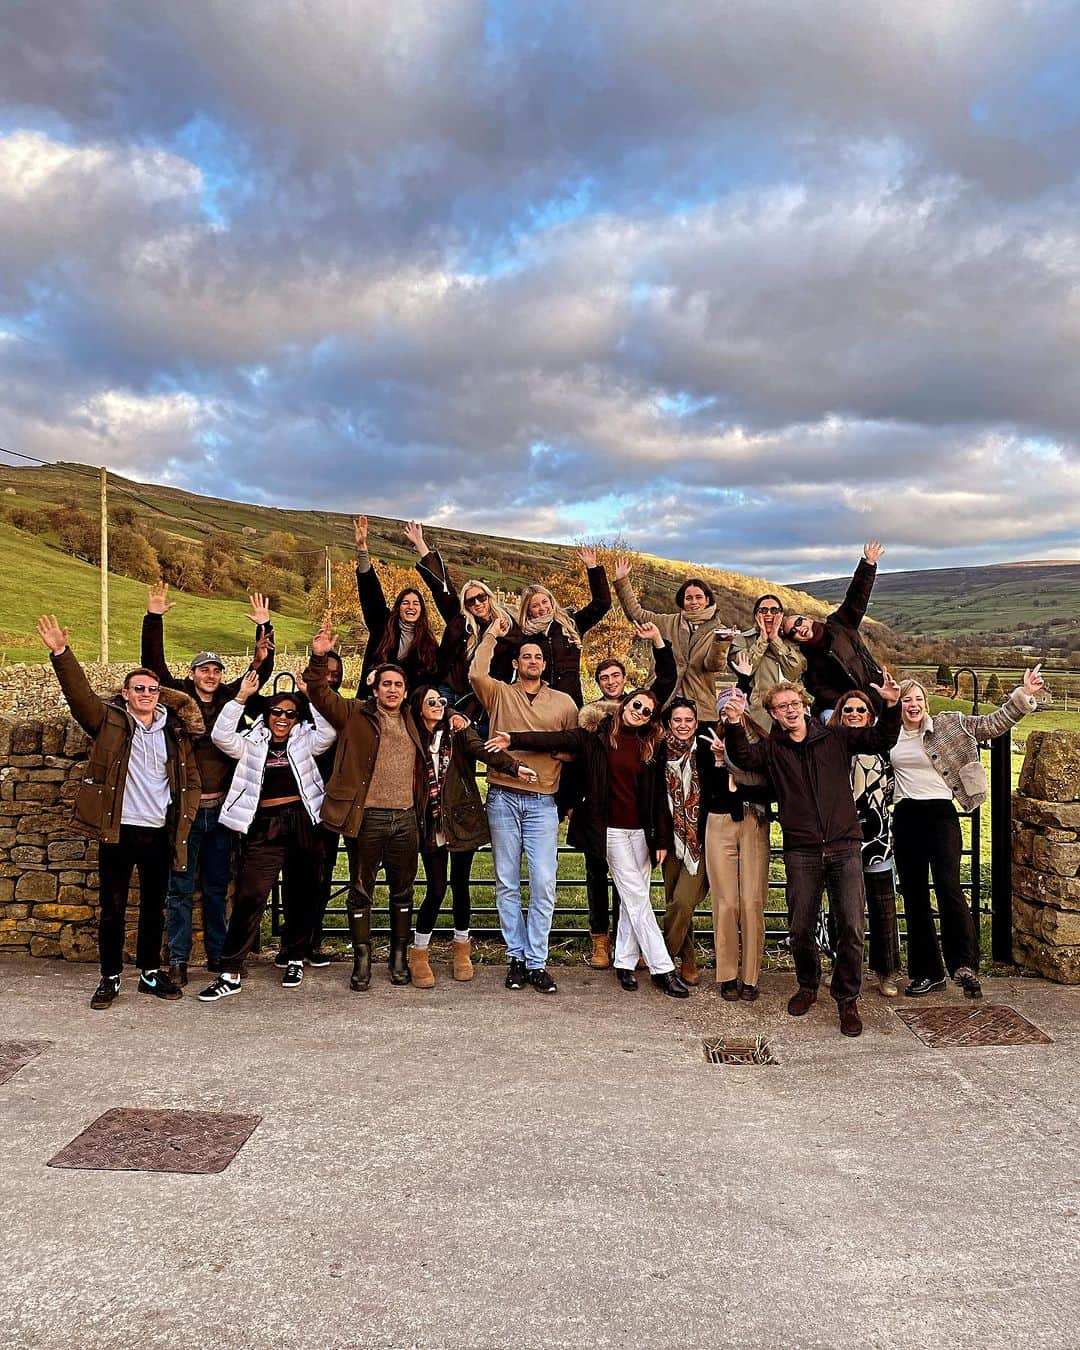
[
  {"xmin": 0, "ymin": 461, "xmax": 837, "ymax": 663},
  {"xmin": 797, "ymin": 560, "xmax": 1079, "ymax": 658}
]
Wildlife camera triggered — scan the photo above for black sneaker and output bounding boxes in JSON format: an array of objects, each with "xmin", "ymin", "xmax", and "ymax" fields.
[
  {"xmin": 505, "ymin": 957, "xmax": 527, "ymax": 990},
  {"xmin": 307, "ymin": 949, "xmax": 331, "ymax": 968},
  {"xmin": 282, "ymin": 961, "xmax": 304, "ymax": 989},
  {"xmin": 904, "ymin": 977, "xmax": 947, "ymax": 997},
  {"xmin": 197, "ymin": 974, "xmax": 241, "ymax": 1002},
  {"xmin": 272, "ymin": 950, "xmax": 289, "ymax": 969},
  {"xmin": 527, "ymin": 968, "xmax": 558, "ymax": 994},
  {"xmin": 954, "ymin": 967, "xmax": 983, "ymax": 1000},
  {"xmin": 90, "ymin": 975, "xmax": 120, "ymax": 1010},
  {"xmin": 138, "ymin": 969, "xmax": 183, "ymax": 1001}
]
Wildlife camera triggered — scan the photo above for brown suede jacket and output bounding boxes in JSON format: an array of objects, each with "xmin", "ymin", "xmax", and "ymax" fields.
[
  {"xmin": 303, "ymin": 652, "xmax": 427, "ymax": 837},
  {"xmin": 50, "ymin": 647, "xmax": 204, "ymax": 867}
]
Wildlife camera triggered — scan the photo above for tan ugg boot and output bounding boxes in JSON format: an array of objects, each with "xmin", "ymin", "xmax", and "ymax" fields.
[
  {"xmin": 408, "ymin": 945, "xmax": 435, "ymax": 989},
  {"xmin": 451, "ymin": 939, "xmax": 474, "ymax": 981},
  {"xmin": 589, "ymin": 933, "xmax": 611, "ymax": 969}
]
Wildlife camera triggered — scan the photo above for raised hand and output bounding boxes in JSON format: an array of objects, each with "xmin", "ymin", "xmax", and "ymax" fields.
[
  {"xmin": 235, "ymin": 669, "xmax": 261, "ymax": 704},
  {"xmin": 36, "ymin": 614, "xmax": 69, "ymax": 655},
  {"xmin": 578, "ymin": 546, "xmax": 598, "ymax": 570},
  {"xmin": 516, "ymin": 764, "xmax": 539, "ymax": 784},
  {"xmin": 704, "ymin": 726, "xmax": 726, "ymax": 761},
  {"xmin": 863, "ymin": 539, "xmax": 885, "ymax": 566},
  {"xmin": 489, "ymin": 613, "xmax": 512, "ymax": 639},
  {"xmin": 870, "ymin": 666, "xmax": 901, "ymax": 706},
  {"xmin": 721, "ymin": 687, "xmax": 748, "ymax": 722},
  {"xmin": 246, "ymin": 592, "xmax": 271, "ymax": 626},
  {"xmin": 404, "ymin": 521, "xmax": 428, "ymax": 556},
  {"xmin": 147, "ymin": 581, "xmax": 174, "ymax": 615},
  {"xmin": 252, "ymin": 630, "xmax": 274, "ymax": 666},
  {"xmin": 294, "ymin": 670, "xmax": 308, "ymax": 694},
  {"xmin": 635, "ymin": 621, "xmax": 664, "ymax": 648},
  {"xmin": 1022, "ymin": 664, "xmax": 1044, "ymax": 696},
  {"xmin": 353, "ymin": 514, "xmax": 368, "ymax": 550},
  {"xmin": 485, "ymin": 731, "xmax": 511, "ymax": 752},
  {"xmin": 613, "ymin": 555, "xmax": 631, "ymax": 581},
  {"xmin": 312, "ymin": 616, "xmax": 338, "ymax": 657},
  {"xmin": 730, "ymin": 649, "xmax": 753, "ymax": 678}
]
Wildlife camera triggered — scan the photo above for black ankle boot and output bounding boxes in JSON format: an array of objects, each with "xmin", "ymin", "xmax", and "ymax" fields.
[
  {"xmin": 348, "ymin": 904, "xmax": 371, "ymax": 992},
  {"xmin": 388, "ymin": 903, "xmax": 411, "ymax": 985}
]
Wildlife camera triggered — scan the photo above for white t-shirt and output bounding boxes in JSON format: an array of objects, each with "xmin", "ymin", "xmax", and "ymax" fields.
[{"xmin": 889, "ymin": 728, "xmax": 952, "ymax": 803}]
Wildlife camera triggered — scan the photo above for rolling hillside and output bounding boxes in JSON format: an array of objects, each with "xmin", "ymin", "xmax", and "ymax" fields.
[
  {"xmin": 799, "ymin": 560, "xmax": 1080, "ymax": 655},
  {"xmin": 0, "ymin": 461, "xmax": 836, "ymax": 663}
]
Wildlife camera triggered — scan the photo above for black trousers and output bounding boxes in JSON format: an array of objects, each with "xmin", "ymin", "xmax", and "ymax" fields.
[
  {"xmin": 343, "ymin": 807, "xmax": 419, "ymax": 917},
  {"xmin": 864, "ymin": 868, "xmax": 901, "ymax": 977},
  {"xmin": 893, "ymin": 798, "xmax": 978, "ymax": 980},
  {"xmin": 784, "ymin": 844, "xmax": 866, "ymax": 1004},
  {"xmin": 585, "ymin": 851, "xmax": 621, "ymax": 937},
  {"xmin": 98, "ymin": 824, "xmax": 172, "ymax": 977},
  {"xmin": 220, "ymin": 804, "xmax": 321, "ymax": 969},
  {"xmin": 416, "ymin": 845, "xmax": 475, "ymax": 934},
  {"xmin": 305, "ymin": 825, "xmax": 341, "ymax": 953}
]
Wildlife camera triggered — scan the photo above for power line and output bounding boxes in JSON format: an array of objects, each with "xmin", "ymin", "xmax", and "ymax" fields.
[{"xmin": 0, "ymin": 445, "xmax": 53, "ymax": 466}]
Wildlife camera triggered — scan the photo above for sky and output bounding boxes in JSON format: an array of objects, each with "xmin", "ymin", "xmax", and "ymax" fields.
[{"xmin": 1, "ymin": 1, "xmax": 1079, "ymax": 582}]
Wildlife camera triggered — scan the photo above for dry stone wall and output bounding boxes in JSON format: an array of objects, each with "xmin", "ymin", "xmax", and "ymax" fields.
[{"xmin": 1012, "ymin": 730, "xmax": 1080, "ymax": 984}]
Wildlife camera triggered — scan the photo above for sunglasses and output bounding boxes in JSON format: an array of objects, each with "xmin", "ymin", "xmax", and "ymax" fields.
[
  {"xmin": 756, "ymin": 605, "xmax": 782, "ymax": 616},
  {"xmin": 424, "ymin": 695, "xmax": 448, "ymax": 707},
  {"xmin": 841, "ymin": 705, "xmax": 870, "ymax": 716},
  {"xmin": 627, "ymin": 699, "xmax": 655, "ymax": 717},
  {"xmin": 790, "ymin": 615, "xmax": 808, "ymax": 628},
  {"xmin": 268, "ymin": 707, "xmax": 299, "ymax": 720},
  {"xmin": 128, "ymin": 684, "xmax": 160, "ymax": 694},
  {"xmin": 464, "ymin": 594, "xmax": 488, "ymax": 607}
]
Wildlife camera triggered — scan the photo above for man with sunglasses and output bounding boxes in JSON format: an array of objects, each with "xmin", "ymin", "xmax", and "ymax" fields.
[
  {"xmin": 721, "ymin": 668, "xmax": 901, "ymax": 1037},
  {"xmin": 727, "ymin": 595, "xmax": 806, "ymax": 732},
  {"xmin": 139, "ymin": 583, "xmax": 275, "ymax": 986},
  {"xmin": 36, "ymin": 615, "xmax": 204, "ymax": 1010}
]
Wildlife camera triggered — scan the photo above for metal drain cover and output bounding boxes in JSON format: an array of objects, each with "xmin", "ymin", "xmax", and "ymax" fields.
[
  {"xmin": 0, "ymin": 1040, "xmax": 52, "ymax": 1085},
  {"xmin": 48, "ymin": 1108, "xmax": 261, "ymax": 1174},
  {"xmin": 703, "ymin": 1035, "xmax": 779, "ymax": 1065},
  {"xmin": 896, "ymin": 1005, "xmax": 1052, "ymax": 1048}
]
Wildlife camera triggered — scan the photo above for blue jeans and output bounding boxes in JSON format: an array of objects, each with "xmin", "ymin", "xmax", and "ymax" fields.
[
  {"xmin": 166, "ymin": 801, "xmax": 234, "ymax": 963},
  {"xmin": 487, "ymin": 785, "xmax": 559, "ymax": 970}
]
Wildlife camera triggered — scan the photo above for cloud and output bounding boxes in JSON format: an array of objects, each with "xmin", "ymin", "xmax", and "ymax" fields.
[{"xmin": 1, "ymin": 4, "xmax": 1079, "ymax": 580}]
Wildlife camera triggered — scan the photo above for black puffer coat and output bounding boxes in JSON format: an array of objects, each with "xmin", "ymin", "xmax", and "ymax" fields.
[{"xmin": 801, "ymin": 558, "xmax": 884, "ymax": 716}]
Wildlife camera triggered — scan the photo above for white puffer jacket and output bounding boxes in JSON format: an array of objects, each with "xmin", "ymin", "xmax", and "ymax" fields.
[{"xmin": 211, "ymin": 699, "xmax": 337, "ymax": 834}]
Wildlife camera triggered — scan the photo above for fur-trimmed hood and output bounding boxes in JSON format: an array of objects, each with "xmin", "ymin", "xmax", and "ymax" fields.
[
  {"xmin": 579, "ymin": 697, "xmax": 620, "ymax": 731},
  {"xmin": 107, "ymin": 685, "xmax": 206, "ymax": 738}
]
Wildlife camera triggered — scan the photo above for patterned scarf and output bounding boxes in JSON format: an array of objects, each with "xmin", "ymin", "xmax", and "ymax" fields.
[
  {"xmin": 424, "ymin": 728, "xmax": 453, "ymax": 841},
  {"xmin": 664, "ymin": 734, "xmax": 702, "ymax": 874}
]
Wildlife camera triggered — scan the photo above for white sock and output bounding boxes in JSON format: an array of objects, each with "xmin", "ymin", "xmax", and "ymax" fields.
[
  {"xmin": 453, "ymin": 929, "xmax": 470, "ymax": 944},
  {"xmin": 224, "ymin": 971, "xmax": 241, "ymax": 983},
  {"xmin": 413, "ymin": 931, "xmax": 432, "ymax": 949},
  {"xmin": 142, "ymin": 968, "xmax": 158, "ymax": 979}
]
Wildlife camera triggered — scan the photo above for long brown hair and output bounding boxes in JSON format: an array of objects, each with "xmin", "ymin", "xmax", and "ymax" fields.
[
  {"xmin": 608, "ymin": 688, "xmax": 663, "ymax": 763},
  {"xmin": 373, "ymin": 587, "xmax": 439, "ymax": 671}
]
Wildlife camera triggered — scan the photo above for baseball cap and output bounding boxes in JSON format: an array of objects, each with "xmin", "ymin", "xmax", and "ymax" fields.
[{"xmin": 190, "ymin": 651, "xmax": 225, "ymax": 671}]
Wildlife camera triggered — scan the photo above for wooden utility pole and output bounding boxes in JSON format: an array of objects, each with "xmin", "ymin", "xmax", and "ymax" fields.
[
  {"xmin": 100, "ymin": 466, "xmax": 109, "ymax": 662},
  {"xmin": 325, "ymin": 545, "xmax": 332, "ymax": 599}
]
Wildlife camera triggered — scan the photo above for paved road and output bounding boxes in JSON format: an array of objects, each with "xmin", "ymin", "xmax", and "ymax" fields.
[{"xmin": 2, "ymin": 955, "xmax": 1078, "ymax": 1349}]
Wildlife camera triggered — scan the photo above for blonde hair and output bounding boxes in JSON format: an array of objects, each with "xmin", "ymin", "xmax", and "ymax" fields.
[
  {"xmin": 762, "ymin": 681, "xmax": 811, "ymax": 713},
  {"xmin": 518, "ymin": 584, "xmax": 582, "ymax": 649},
  {"xmin": 898, "ymin": 678, "xmax": 930, "ymax": 728},
  {"xmin": 458, "ymin": 579, "xmax": 516, "ymax": 658}
]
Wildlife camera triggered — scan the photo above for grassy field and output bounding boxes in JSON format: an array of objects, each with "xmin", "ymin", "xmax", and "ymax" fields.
[{"xmin": 0, "ymin": 520, "xmax": 315, "ymax": 664}]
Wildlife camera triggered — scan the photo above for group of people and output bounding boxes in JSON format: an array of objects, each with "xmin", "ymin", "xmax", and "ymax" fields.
[{"xmin": 36, "ymin": 525, "xmax": 1045, "ymax": 1038}]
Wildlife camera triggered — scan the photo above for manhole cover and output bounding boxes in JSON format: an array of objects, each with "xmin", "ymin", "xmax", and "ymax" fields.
[
  {"xmin": 703, "ymin": 1035, "xmax": 779, "ymax": 1065},
  {"xmin": 47, "ymin": 1108, "xmax": 261, "ymax": 1174},
  {"xmin": 0, "ymin": 1040, "xmax": 52, "ymax": 1084},
  {"xmin": 896, "ymin": 1005, "xmax": 1052, "ymax": 1048}
]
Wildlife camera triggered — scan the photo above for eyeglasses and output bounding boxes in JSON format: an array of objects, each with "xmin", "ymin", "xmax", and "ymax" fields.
[
  {"xmin": 627, "ymin": 699, "xmax": 655, "ymax": 717},
  {"xmin": 464, "ymin": 593, "xmax": 488, "ymax": 607},
  {"xmin": 770, "ymin": 700, "xmax": 804, "ymax": 713},
  {"xmin": 841, "ymin": 705, "xmax": 870, "ymax": 716},
  {"xmin": 128, "ymin": 684, "xmax": 159, "ymax": 694},
  {"xmin": 755, "ymin": 605, "xmax": 782, "ymax": 616},
  {"xmin": 424, "ymin": 695, "xmax": 448, "ymax": 707},
  {"xmin": 268, "ymin": 707, "xmax": 299, "ymax": 720}
]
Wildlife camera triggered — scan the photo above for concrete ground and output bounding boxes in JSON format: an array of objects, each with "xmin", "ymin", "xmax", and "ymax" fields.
[{"xmin": 1, "ymin": 953, "xmax": 1078, "ymax": 1350}]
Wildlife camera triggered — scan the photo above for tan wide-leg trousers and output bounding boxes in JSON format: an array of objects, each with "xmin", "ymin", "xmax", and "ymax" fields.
[{"xmin": 705, "ymin": 811, "xmax": 770, "ymax": 985}]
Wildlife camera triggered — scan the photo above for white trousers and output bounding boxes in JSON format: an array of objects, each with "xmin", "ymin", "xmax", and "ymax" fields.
[{"xmin": 606, "ymin": 828, "xmax": 675, "ymax": 975}]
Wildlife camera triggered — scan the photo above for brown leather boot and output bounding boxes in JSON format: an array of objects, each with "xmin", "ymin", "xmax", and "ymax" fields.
[
  {"xmin": 408, "ymin": 945, "xmax": 435, "ymax": 989},
  {"xmin": 167, "ymin": 962, "xmax": 187, "ymax": 988},
  {"xmin": 838, "ymin": 999, "xmax": 863, "ymax": 1037},
  {"xmin": 451, "ymin": 939, "xmax": 474, "ymax": 982},
  {"xmin": 680, "ymin": 949, "xmax": 700, "ymax": 986},
  {"xmin": 787, "ymin": 987, "xmax": 817, "ymax": 1017},
  {"xmin": 589, "ymin": 933, "xmax": 611, "ymax": 969}
]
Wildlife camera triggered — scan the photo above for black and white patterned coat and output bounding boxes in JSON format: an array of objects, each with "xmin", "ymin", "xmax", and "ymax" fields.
[{"xmin": 850, "ymin": 753, "xmax": 894, "ymax": 870}]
